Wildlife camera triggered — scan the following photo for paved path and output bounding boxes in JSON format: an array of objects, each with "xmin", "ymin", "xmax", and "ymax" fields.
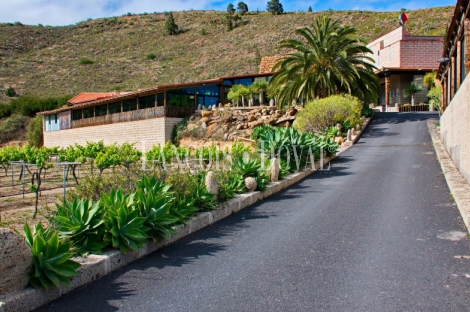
[{"xmin": 37, "ymin": 113, "xmax": 470, "ymax": 311}]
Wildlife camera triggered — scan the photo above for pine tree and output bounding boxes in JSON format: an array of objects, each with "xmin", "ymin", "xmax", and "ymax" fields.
[
  {"xmin": 164, "ymin": 12, "xmax": 178, "ymax": 35},
  {"xmin": 237, "ymin": 2, "xmax": 249, "ymax": 15},
  {"xmin": 308, "ymin": 6, "xmax": 313, "ymax": 12},
  {"xmin": 266, "ymin": 0, "xmax": 284, "ymax": 15},
  {"xmin": 227, "ymin": 3, "xmax": 236, "ymax": 15}
]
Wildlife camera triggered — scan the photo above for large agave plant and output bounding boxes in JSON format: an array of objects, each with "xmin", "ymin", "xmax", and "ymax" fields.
[
  {"xmin": 170, "ymin": 197, "xmax": 198, "ymax": 224},
  {"xmin": 101, "ymin": 189, "xmax": 150, "ymax": 254},
  {"xmin": 135, "ymin": 177, "xmax": 179, "ymax": 240},
  {"xmin": 53, "ymin": 198, "xmax": 107, "ymax": 256},
  {"xmin": 24, "ymin": 223, "xmax": 80, "ymax": 290}
]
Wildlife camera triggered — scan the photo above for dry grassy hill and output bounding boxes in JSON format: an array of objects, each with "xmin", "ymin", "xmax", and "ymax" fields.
[{"xmin": 0, "ymin": 7, "xmax": 453, "ymax": 101}]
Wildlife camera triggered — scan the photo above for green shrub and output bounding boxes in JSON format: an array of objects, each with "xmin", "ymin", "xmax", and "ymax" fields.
[
  {"xmin": 0, "ymin": 103, "xmax": 12, "ymax": 119},
  {"xmin": 10, "ymin": 95, "xmax": 71, "ymax": 117},
  {"xmin": 4, "ymin": 86, "xmax": 16, "ymax": 97},
  {"xmin": 0, "ymin": 114, "xmax": 30, "ymax": 143},
  {"xmin": 27, "ymin": 116, "xmax": 43, "ymax": 147},
  {"xmin": 164, "ymin": 11, "xmax": 178, "ymax": 35},
  {"xmin": 428, "ymin": 86, "xmax": 442, "ymax": 110},
  {"xmin": 79, "ymin": 58, "xmax": 94, "ymax": 65},
  {"xmin": 200, "ymin": 27, "xmax": 207, "ymax": 35},
  {"xmin": 24, "ymin": 223, "xmax": 80, "ymax": 290},
  {"xmin": 53, "ymin": 199, "xmax": 107, "ymax": 257},
  {"xmin": 146, "ymin": 53, "xmax": 156, "ymax": 60},
  {"xmin": 294, "ymin": 95, "xmax": 362, "ymax": 133},
  {"xmin": 171, "ymin": 116, "xmax": 190, "ymax": 144}
]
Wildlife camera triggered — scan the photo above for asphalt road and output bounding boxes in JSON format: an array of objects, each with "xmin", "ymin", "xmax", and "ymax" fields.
[{"xmin": 37, "ymin": 112, "xmax": 470, "ymax": 311}]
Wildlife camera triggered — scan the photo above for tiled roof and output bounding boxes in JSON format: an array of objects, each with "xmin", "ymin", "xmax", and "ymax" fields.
[
  {"xmin": 68, "ymin": 92, "xmax": 120, "ymax": 104},
  {"xmin": 259, "ymin": 56, "xmax": 282, "ymax": 74}
]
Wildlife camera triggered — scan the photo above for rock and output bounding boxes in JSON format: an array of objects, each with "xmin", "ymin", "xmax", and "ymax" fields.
[
  {"xmin": 206, "ymin": 124, "xmax": 218, "ymax": 133},
  {"xmin": 248, "ymin": 119, "xmax": 264, "ymax": 129},
  {"xmin": 201, "ymin": 110, "xmax": 212, "ymax": 118},
  {"xmin": 199, "ymin": 117, "xmax": 210, "ymax": 124},
  {"xmin": 334, "ymin": 136, "xmax": 344, "ymax": 145},
  {"xmin": 0, "ymin": 228, "xmax": 32, "ymax": 295},
  {"xmin": 224, "ymin": 133, "xmax": 230, "ymax": 140},
  {"xmin": 205, "ymin": 171, "xmax": 218, "ymax": 200},
  {"xmin": 336, "ymin": 123, "xmax": 342, "ymax": 136},
  {"xmin": 187, "ymin": 123, "xmax": 199, "ymax": 131},
  {"xmin": 269, "ymin": 99, "xmax": 275, "ymax": 106},
  {"xmin": 271, "ymin": 158, "xmax": 280, "ymax": 182},
  {"xmin": 356, "ymin": 124, "xmax": 361, "ymax": 131},
  {"xmin": 219, "ymin": 103, "xmax": 223, "ymax": 108},
  {"xmin": 274, "ymin": 116, "xmax": 296, "ymax": 125},
  {"xmin": 261, "ymin": 109, "xmax": 267, "ymax": 115},
  {"xmin": 351, "ymin": 128, "xmax": 356, "ymax": 136},
  {"xmin": 287, "ymin": 108, "xmax": 297, "ymax": 116},
  {"xmin": 248, "ymin": 115, "xmax": 256, "ymax": 122},
  {"xmin": 276, "ymin": 120, "xmax": 292, "ymax": 127},
  {"xmin": 347, "ymin": 129, "xmax": 352, "ymax": 142},
  {"xmin": 245, "ymin": 177, "xmax": 257, "ymax": 192},
  {"xmin": 236, "ymin": 124, "xmax": 243, "ymax": 130}
]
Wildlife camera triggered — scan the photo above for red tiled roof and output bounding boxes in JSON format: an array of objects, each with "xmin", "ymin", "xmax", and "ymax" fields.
[{"xmin": 68, "ymin": 92, "xmax": 119, "ymax": 104}]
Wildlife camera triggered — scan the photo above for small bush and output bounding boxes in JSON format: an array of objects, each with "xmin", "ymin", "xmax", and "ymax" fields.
[
  {"xmin": 200, "ymin": 27, "xmax": 207, "ymax": 35},
  {"xmin": 27, "ymin": 116, "xmax": 43, "ymax": 147},
  {"xmin": 294, "ymin": 95, "xmax": 362, "ymax": 133},
  {"xmin": 146, "ymin": 53, "xmax": 157, "ymax": 60},
  {"xmin": 0, "ymin": 114, "xmax": 30, "ymax": 143},
  {"xmin": 79, "ymin": 58, "xmax": 94, "ymax": 65},
  {"xmin": 4, "ymin": 86, "xmax": 16, "ymax": 97},
  {"xmin": 10, "ymin": 95, "xmax": 71, "ymax": 117},
  {"xmin": 0, "ymin": 103, "xmax": 12, "ymax": 119}
]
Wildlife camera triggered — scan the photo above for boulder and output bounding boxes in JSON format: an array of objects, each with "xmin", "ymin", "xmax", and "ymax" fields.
[
  {"xmin": 199, "ymin": 117, "xmax": 210, "ymax": 124},
  {"xmin": 334, "ymin": 136, "xmax": 344, "ymax": 145},
  {"xmin": 287, "ymin": 108, "xmax": 297, "ymax": 116},
  {"xmin": 187, "ymin": 123, "xmax": 199, "ymax": 131},
  {"xmin": 271, "ymin": 158, "xmax": 280, "ymax": 182},
  {"xmin": 201, "ymin": 110, "xmax": 212, "ymax": 118},
  {"xmin": 0, "ymin": 228, "xmax": 32, "ymax": 295},
  {"xmin": 205, "ymin": 171, "xmax": 218, "ymax": 200},
  {"xmin": 248, "ymin": 119, "xmax": 264, "ymax": 129},
  {"xmin": 248, "ymin": 115, "xmax": 256, "ymax": 122},
  {"xmin": 245, "ymin": 177, "xmax": 257, "ymax": 192}
]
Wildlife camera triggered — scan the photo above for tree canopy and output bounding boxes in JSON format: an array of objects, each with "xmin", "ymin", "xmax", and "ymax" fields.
[
  {"xmin": 267, "ymin": 15, "xmax": 379, "ymax": 106},
  {"xmin": 267, "ymin": 0, "xmax": 284, "ymax": 15},
  {"xmin": 237, "ymin": 2, "xmax": 249, "ymax": 14}
]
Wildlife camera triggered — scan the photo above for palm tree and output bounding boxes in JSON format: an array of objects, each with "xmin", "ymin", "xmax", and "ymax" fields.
[
  {"xmin": 267, "ymin": 15, "xmax": 379, "ymax": 107},
  {"xmin": 403, "ymin": 82, "xmax": 423, "ymax": 106},
  {"xmin": 250, "ymin": 80, "xmax": 269, "ymax": 105}
]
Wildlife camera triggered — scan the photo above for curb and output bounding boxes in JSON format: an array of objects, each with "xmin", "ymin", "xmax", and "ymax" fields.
[
  {"xmin": 427, "ymin": 120, "xmax": 470, "ymax": 233},
  {"xmin": 0, "ymin": 160, "xmax": 330, "ymax": 312}
]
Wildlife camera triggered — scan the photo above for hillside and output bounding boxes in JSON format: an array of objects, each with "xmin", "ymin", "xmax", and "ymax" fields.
[{"xmin": 0, "ymin": 7, "xmax": 453, "ymax": 100}]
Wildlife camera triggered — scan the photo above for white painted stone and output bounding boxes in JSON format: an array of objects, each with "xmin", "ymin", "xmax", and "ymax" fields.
[
  {"xmin": 205, "ymin": 171, "xmax": 218, "ymax": 200},
  {"xmin": 271, "ymin": 158, "xmax": 280, "ymax": 182}
]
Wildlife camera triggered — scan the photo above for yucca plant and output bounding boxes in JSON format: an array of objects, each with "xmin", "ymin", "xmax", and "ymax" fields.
[
  {"xmin": 190, "ymin": 184, "xmax": 217, "ymax": 211},
  {"xmin": 53, "ymin": 198, "xmax": 107, "ymax": 256},
  {"xmin": 24, "ymin": 223, "xmax": 80, "ymax": 290},
  {"xmin": 101, "ymin": 190, "xmax": 150, "ymax": 254}
]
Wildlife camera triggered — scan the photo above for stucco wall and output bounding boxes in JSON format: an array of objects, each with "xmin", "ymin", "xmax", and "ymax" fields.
[
  {"xmin": 440, "ymin": 76, "xmax": 470, "ymax": 183},
  {"xmin": 43, "ymin": 117, "xmax": 182, "ymax": 151}
]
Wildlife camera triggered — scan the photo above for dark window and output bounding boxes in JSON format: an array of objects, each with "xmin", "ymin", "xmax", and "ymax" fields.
[
  {"xmin": 197, "ymin": 85, "xmax": 219, "ymax": 96},
  {"xmin": 157, "ymin": 93, "xmax": 164, "ymax": 106},
  {"xmin": 108, "ymin": 102, "xmax": 121, "ymax": 114},
  {"xmin": 461, "ymin": 37, "xmax": 466, "ymax": 84},
  {"xmin": 83, "ymin": 107, "xmax": 94, "ymax": 118},
  {"xmin": 223, "ymin": 79, "xmax": 233, "ymax": 85},
  {"xmin": 95, "ymin": 104, "xmax": 107, "ymax": 116},
  {"xmin": 123, "ymin": 98, "xmax": 137, "ymax": 112},
  {"xmin": 167, "ymin": 93, "xmax": 180, "ymax": 107},
  {"xmin": 139, "ymin": 95, "xmax": 156, "ymax": 109},
  {"xmin": 72, "ymin": 109, "xmax": 82, "ymax": 121},
  {"xmin": 233, "ymin": 78, "xmax": 253, "ymax": 86},
  {"xmin": 167, "ymin": 88, "xmax": 195, "ymax": 107}
]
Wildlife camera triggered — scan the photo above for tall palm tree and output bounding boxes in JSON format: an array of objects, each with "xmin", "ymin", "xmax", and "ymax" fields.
[{"xmin": 268, "ymin": 15, "xmax": 379, "ymax": 107}]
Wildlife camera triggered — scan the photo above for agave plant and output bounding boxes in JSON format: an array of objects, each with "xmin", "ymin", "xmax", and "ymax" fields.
[
  {"xmin": 190, "ymin": 183, "xmax": 217, "ymax": 211},
  {"xmin": 170, "ymin": 197, "xmax": 198, "ymax": 224},
  {"xmin": 24, "ymin": 223, "xmax": 80, "ymax": 290},
  {"xmin": 101, "ymin": 189, "xmax": 150, "ymax": 254},
  {"xmin": 53, "ymin": 198, "xmax": 107, "ymax": 256},
  {"xmin": 135, "ymin": 177, "xmax": 179, "ymax": 240}
]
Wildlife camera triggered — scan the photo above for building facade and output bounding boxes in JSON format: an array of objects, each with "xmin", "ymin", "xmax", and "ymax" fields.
[
  {"xmin": 367, "ymin": 26, "xmax": 443, "ymax": 106},
  {"xmin": 438, "ymin": 0, "xmax": 470, "ymax": 183},
  {"xmin": 39, "ymin": 73, "xmax": 272, "ymax": 150}
]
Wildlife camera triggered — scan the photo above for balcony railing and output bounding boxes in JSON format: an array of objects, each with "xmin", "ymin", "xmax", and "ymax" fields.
[
  {"xmin": 72, "ymin": 106, "xmax": 194, "ymax": 129},
  {"xmin": 398, "ymin": 104, "xmax": 430, "ymax": 112}
]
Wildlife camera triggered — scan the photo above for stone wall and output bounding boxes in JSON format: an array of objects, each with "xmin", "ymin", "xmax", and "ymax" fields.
[
  {"xmin": 43, "ymin": 117, "xmax": 182, "ymax": 151},
  {"xmin": 440, "ymin": 76, "xmax": 470, "ymax": 183}
]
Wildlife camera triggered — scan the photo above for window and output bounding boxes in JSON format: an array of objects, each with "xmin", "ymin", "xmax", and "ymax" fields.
[
  {"xmin": 72, "ymin": 109, "xmax": 82, "ymax": 121},
  {"xmin": 233, "ymin": 78, "xmax": 253, "ymax": 86},
  {"xmin": 95, "ymin": 104, "xmax": 107, "ymax": 117},
  {"xmin": 197, "ymin": 85, "xmax": 220, "ymax": 108},
  {"xmin": 108, "ymin": 102, "xmax": 121, "ymax": 114},
  {"xmin": 45, "ymin": 114, "xmax": 59, "ymax": 131},
  {"xmin": 167, "ymin": 88, "xmax": 195, "ymax": 107},
  {"xmin": 377, "ymin": 51, "xmax": 380, "ymax": 67},
  {"xmin": 139, "ymin": 95, "xmax": 156, "ymax": 109},
  {"xmin": 122, "ymin": 98, "xmax": 137, "ymax": 112},
  {"xmin": 83, "ymin": 107, "xmax": 94, "ymax": 118},
  {"xmin": 157, "ymin": 93, "xmax": 164, "ymax": 106},
  {"xmin": 388, "ymin": 46, "xmax": 391, "ymax": 63}
]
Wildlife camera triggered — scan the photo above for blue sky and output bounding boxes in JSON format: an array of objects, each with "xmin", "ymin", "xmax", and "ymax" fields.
[{"xmin": 0, "ymin": 0, "xmax": 456, "ymax": 26}]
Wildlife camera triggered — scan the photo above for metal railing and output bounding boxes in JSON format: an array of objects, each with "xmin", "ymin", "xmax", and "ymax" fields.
[{"xmin": 399, "ymin": 104, "xmax": 430, "ymax": 112}]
